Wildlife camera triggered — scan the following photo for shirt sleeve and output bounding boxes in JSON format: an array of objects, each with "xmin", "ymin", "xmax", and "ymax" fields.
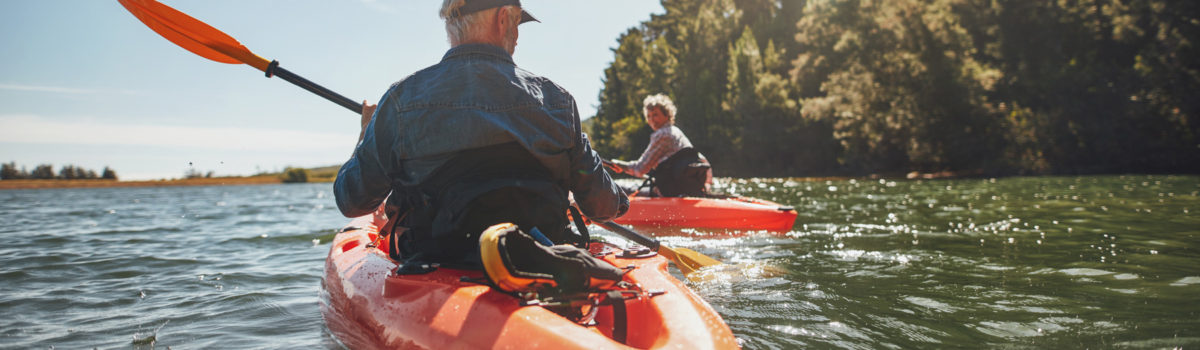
[
  {"xmin": 564, "ymin": 99, "xmax": 628, "ymax": 221},
  {"xmin": 333, "ymin": 106, "xmax": 393, "ymax": 218},
  {"xmin": 616, "ymin": 128, "xmax": 675, "ymax": 178},
  {"xmin": 569, "ymin": 133, "xmax": 629, "ymax": 222}
]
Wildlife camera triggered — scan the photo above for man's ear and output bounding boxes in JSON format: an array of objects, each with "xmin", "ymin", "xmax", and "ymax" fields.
[{"xmin": 495, "ymin": 7, "xmax": 514, "ymax": 30}]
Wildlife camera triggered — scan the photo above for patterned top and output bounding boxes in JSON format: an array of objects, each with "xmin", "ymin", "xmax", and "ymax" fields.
[{"xmin": 612, "ymin": 123, "xmax": 694, "ymax": 178}]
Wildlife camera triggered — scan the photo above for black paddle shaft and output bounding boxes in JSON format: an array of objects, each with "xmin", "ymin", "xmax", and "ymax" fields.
[
  {"xmin": 599, "ymin": 221, "xmax": 661, "ymax": 251},
  {"xmin": 266, "ymin": 61, "xmax": 362, "ymax": 114}
]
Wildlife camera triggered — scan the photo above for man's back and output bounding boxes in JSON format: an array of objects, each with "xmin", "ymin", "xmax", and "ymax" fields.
[
  {"xmin": 381, "ymin": 43, "xmax": 580, "ymax": 188},
  {"xmin": 334, "ymin": 44, "xmax": 627, "ymax": 253}
]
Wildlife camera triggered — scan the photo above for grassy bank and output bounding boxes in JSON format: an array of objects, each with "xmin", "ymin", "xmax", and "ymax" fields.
[{"xmin": 0, "ymin": 166, "xmax": 341, "ymax": 190}]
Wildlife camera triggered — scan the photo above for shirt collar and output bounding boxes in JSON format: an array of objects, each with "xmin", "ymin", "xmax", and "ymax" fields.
[{"xmin": 442, "ymin": 43, "xmax": 514, "ymax": 64}]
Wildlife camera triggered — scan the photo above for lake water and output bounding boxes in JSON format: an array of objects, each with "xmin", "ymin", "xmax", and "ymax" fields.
[{"xmin": 1, "ymin": 175, "xmax": 1197, "ymax": 349}]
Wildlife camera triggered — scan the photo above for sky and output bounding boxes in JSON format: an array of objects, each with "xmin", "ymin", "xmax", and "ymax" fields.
[{"xmin": 0, "ymin": 0, "xmax": 664, "ymax": 180}]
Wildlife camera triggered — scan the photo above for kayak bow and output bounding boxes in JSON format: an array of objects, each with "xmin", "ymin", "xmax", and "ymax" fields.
[{"xmin": 615, "ymin": 195, "xmax": 798, "ymax": 232}]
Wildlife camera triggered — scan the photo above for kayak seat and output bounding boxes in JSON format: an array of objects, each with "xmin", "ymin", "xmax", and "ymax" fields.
[{"xmin": 480, "ymin": 223, "xmax": 625, "ymax": 295}]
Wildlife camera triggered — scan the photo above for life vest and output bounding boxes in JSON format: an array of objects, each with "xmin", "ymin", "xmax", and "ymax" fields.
[
  {"xmin": 646, "ymin": 147, "xmax": 710, "ymax": 197},
  {"xmin": 384, "ymin": 142, "xmax": 578, "ymax": 268}
]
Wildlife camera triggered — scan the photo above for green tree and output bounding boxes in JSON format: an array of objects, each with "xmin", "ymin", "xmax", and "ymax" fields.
[
  {"xmin": 102, "ymin": 167, "xmax": 118, "ymax": 180},
  {"xmin": 1123, "ymin": 0, "xmax": 1200, "ymax": 171},
  {"xmin": 962, "ymin": 0, "xmax": 1200, "ymax": 174},
  {"xmin": 660, "ymin": 0, "xmax": 739, "ymax": 170},
  {"xmin": 31, "ymin": 164, "xmax": 54, "ymax": 179},
  {"xmin": 725, "ymin": 27, "xmax": 838, "ymax": 175},
  {"xmin": 591, "ymin": 28, "xmax": 652, "ymax": 159},
  {"xmin": 793, "ymin": 0, "xmax": 1006, "ymax": 174},
  {"xmin": 1, "ymin": 162, "xmax": 25, "ymax": 180},
  {"xmin": 280, "ymin": 167, "xmax": 309, "ymax": 183},
  {"xmin": 58, "ymin": 165, "xmax": 75, "ymax": 180},
  {"xmin": 590, "ymin": 0, "xmax": 1198, "ymax": 176}
]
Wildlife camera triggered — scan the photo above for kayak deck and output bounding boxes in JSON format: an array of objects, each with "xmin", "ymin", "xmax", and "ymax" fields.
[
  {"xmin": 321, "ymin": 215, "xmax": 739, "ymax": 349},
  {"xmin": 614, "ymin": 195, "xmax": 798, "ymax": 232}
]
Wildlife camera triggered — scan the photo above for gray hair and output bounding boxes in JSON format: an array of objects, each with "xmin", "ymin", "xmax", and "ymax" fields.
[
  {"xmin": 440, "ymin": 0, "xmax": 521, "ymax": 46},
  {"xmin": 643, "ymin": 93, "xmax": 677, "ymax": 122}
]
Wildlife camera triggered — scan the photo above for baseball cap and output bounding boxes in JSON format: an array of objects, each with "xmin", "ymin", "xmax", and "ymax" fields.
[{"xmin": 450, "ymin": 0, "xmax": 539, "ymax": 24}]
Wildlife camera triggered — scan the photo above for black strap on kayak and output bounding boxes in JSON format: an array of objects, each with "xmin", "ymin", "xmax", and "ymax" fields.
[
  {"xmin": 385, "ymin": 210, "xmax": 411, "ymax": 263},
  {"xmin": 605, "ymin": 291, "xmax": 628, "ymax": 344},
  {"xmin": 635, "ymin": 176, "xmax": 656, "ymax": 197},
  {"xmin": 567, "ymin": 205, "xmax": 590, "ymax": 248}
]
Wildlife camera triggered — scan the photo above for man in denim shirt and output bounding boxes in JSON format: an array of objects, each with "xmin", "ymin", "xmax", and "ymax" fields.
[{"xmin": 334, "ymin": 0, "xmax": 628, "ymax": 265}]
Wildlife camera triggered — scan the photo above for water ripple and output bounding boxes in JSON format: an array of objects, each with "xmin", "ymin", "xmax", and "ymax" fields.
[{"xmin": 3, "ymin": 177, "xmax": 1199, "ymax": 349}]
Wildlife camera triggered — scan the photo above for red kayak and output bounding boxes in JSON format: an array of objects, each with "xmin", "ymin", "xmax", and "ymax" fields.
[
  {"xmin": 321, "ymin": 215, "xmax": 740, "ymax": 349},
  {"xmin": 614, "ymin": 195, "xmax": 798, "ymax": 232}
]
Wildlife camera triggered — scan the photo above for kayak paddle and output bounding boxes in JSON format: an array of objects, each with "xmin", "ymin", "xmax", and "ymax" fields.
[
  {"xmin": 118, "ymin": 0, "xmax": 722, "ymax": 274},
  {"xmin": 117, "ymin": 0, "xmax": 362, "ymax": 113},
  {"xmin": 597, "ymin": 221, "xmax": 722, "ymax": 274}
]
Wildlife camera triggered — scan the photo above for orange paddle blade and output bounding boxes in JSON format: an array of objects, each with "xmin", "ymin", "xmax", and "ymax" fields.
[{"xmin": 118, "ymin": 0, "xmax": 271, "ymax": 71}]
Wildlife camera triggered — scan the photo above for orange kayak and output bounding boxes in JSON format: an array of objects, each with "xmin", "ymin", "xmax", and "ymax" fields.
[
  {"xmin": 321, "ymin": 215, "xmax": 740, "ymax": 349},
  {"xmin": 614, "ymin": 195, "xmax": 798, "ymax": 232}
]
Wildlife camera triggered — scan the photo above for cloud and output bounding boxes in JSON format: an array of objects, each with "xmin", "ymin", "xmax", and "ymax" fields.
[
  {"xmin": 0, "ymin": 83, "xmax": 140, "ymax": 95},
  {"xmin": 0, "ymin": 115, "xmax": 346, "ymax": 152}
]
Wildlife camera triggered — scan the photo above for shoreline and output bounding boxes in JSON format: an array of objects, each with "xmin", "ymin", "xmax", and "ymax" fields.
[
  {"xmin": 0, "ymin": 176, "xmax": 300, "ymax": 190},
  {"xmin": 5, "ymin": 172, "xmax": 1190, "ymax": 191}
]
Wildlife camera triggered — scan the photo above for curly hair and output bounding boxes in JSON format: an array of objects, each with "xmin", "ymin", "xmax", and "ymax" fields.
[{"xmin": 642, "ymin": 93, "xmax": 677, "ymax": 122}]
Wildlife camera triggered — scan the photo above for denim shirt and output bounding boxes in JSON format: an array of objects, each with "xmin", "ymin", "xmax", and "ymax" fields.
[{"xmin": 335, "ymin": 44, "xmax": 628, "ymax": 222}]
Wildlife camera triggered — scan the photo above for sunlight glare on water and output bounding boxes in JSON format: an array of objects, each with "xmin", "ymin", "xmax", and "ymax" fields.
[
  {"xmin": 625, "ymin": 175, "xmax": 1200, "ymax": 349},
  {"xmin": 1, "ymin": 176, "xmax": 1197, "ymax": 349}
]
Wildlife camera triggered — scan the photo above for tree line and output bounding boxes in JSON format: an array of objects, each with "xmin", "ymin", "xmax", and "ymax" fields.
[
  {"xmin": 586, "ymin": 0, "xmax": 1199, "ymax": 177},
  {"xmin": 1, "ymin": 162, "xmax": 117, "ymax": 180}
]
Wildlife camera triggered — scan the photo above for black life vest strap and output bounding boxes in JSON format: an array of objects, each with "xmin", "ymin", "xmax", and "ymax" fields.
[
  {"xmin": 635, "ymin": 175, "xmax": 656, "ymax": 197},
  {"xmin": 645, "ymin": 147, "xmax": 708, "ymax": 197},
  {"xmin": 567, "ymin": 205, "xmax": 590, "ymax": 248}
]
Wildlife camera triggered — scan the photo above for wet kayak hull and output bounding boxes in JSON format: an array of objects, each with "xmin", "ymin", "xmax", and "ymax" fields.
[
  {"xmin": 614, "ymin": 196, "xmax": 797, "ymax": 231},
  {"xmin": 321, "ymin": 215, "xmax": 739, "ymax": 349}
]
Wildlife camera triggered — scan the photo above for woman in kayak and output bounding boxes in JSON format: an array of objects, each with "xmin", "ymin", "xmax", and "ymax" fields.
[{"xmin": 605, "ymin": 94, "xmax": 713, "ymax": 197}]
